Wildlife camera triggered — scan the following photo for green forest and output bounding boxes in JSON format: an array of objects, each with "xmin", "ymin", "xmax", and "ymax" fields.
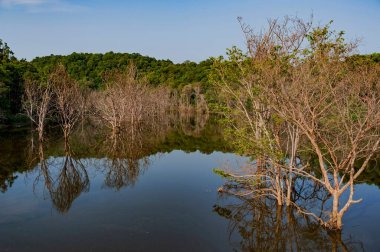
[{"xmin": 0, "ymin": 37, "xmax": 379, "ymax": 126}]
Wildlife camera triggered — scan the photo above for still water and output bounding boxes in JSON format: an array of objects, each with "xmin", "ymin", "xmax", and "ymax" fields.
[{"xmin": 1, "ymin": 122, "xmax": 380, "ymax": 251}]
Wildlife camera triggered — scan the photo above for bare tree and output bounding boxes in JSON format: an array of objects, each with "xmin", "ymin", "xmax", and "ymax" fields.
[
  {"xmin": 272, "ymin": 61, "xmax": 380, "ymax": 230},
  {"xmin": 50, "ymin": 64, "xmax": 84, "ymax": 141},
  {"xmin": 91, "ymin": 64, "xmax": 174, "ymax": 138},
  {"xmin": 212, "ymin": 16, "xmax": 311, "ymax": 206},
  {"xmin": 23, "ymin": 79, "xmax": 52, "ymax": 142}
]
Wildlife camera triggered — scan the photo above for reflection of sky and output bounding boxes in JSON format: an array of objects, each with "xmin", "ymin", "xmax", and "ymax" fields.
[
  {"xmin": 344, "ymin": 184, "xmax": 380, "ymax": 250},
  {"xmin": 0, "ymin": 0, "xmax": 379, "ymax": 62}
]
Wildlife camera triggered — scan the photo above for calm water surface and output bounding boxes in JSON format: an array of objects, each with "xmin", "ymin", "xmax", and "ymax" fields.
[{"xmin": 1, "ymin": 122, "xmax": 380, "ymax": 251}]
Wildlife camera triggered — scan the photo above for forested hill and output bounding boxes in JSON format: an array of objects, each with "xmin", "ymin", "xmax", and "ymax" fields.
[
  {"xmin": 1, "ymin": 40, "xmax": 213, "ymax": 123},
  {"xmin": 30, "ymin": 52, "xmax": 380, "ymax": 89},
  {"xmin": 30, "ymin": 52, "xmax": 213, "ymax": 89}
]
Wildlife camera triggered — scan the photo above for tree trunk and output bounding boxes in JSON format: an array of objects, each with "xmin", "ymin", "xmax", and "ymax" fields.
[
  {"xmin": 275, "ymin": 164, "xmax": 283, "ymax": 206},
  {"xmin": 286, "ymin": 178, "xmax": 292, "ymax": 206},
  {"xmin": 38, "ymin": 126, "xmax": 44, "ymax": 142},
  {"xmin": 330, "ymin": 191, "xmax": 342, "ymax": 230}
]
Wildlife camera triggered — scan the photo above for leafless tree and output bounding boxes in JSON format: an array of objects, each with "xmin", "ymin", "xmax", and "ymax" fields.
[
  {"xmin": 272, "ymin": 61, "xmax": 380, "ymax": 230},
  {"xmin": 23, "ymin": 79, "xmax": 52, "ymax": 142},
  {"xmin": 50, "ymin": 64, "xmax": 84, "ymax": 141},
  {"xmin": 91, "ymin": 64, "xmax": 174, "ymax": 138}
]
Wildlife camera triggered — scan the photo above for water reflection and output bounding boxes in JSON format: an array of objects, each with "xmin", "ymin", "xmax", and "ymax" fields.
[
  {"xmin": 35, "ymin": 143, "xmax": 89, "ymax": 213},
  {"xmin": 0, "ymin": 118, "xmax": 380, "ymax": 250},
  {"xmin": 0, "ymin": 169, "xmax": 17, "ymax": 193},
  {"xmin": 0, "ymin": 130, "xmax": 30, "ymax": 193},
  {"xmin": 101, "ymin": 128, "xmax": 151, "ymax": 190},
  {"xmin": 214, "ymin": 195, "xmax": 364, "ymax": 251},
  {"xmin": 15, "ymin": 113, "xmax": 216, "ymax": 213},
  {"xmin": 180, "ymin": 111, "xmax": 209, "ymax": 137},
  {"xmin": 31, "ymin": 125, "xmax": 160, "ymax": 211}
]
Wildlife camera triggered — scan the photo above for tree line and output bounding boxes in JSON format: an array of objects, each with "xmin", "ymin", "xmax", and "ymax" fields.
[
  {"xmin": 30, "ymin": 52, "xmax": 212, "ymax": 89},
  {"xmin": 0, "ymin": 43, "xmax": 212, "ymax": 124},
  {"xmin": 0, "ymin": 37, "xmax": 378, "ymax": 125}
]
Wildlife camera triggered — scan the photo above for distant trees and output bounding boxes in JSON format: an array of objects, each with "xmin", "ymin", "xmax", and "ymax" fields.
[
  {"xmin": 91, "ymin": 64, "xmax": 174, "ymax": 138},
  {"xmin": 0, "ymin": 40, "xmax": 214, "ymax": 124},
  {"xmin": 213, "ymin": 17, "xmax": 380, "ymax": 230},
  {"xmin": 30, "ymin": 52, "xmax": 213, "ymax": 90},
  {"xmin": 21, "ymin": 63, "xmax": 184, "ymax": 144},
  {"xmin": 179, "ymin": 83, "xmax": 209, "ymax": 115}
]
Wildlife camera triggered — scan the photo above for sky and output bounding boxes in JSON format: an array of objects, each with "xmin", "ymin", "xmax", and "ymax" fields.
[{"xmin": 0, "ymin": 0, "xmax": 379, "ymax": 62}]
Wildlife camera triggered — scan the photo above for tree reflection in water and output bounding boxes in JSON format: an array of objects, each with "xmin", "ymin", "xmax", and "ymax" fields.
[
  {"xmin": 98, "ymin": 115, "xmax": 173, "ymax": 190},
  {"xmin": 214, "ymin": 193, "xmax": 364, "ymax": 252},
  {"xmin": 34, "ymin": 142, "xmax": 89, "ymax": 213},
  {"xmin": 22, "ymin": 112, "xmax": 212, "ymax": 213},
  {"xmin": 101, "ymin": 128, "xmax": 150, "ymax": 190},
  {"xmin": 180, "ymin": 110, "xmax": 209, "ymax": 137}
]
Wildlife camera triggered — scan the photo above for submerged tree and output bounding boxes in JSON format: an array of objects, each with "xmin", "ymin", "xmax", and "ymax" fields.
[
  {"xmin": 91, "ymin": 64, "xmax": 174, "ymax": 138},
  {"xmin": 23, "ymin": 79, "xmax": 52, "ymax": 142},
  {"xmin": 213, "ymin": 16, "xmax": 380, "ymax": 230},
  {"xmin": 271, "ymin": 55, "xmax": 380, "ymax": 230},
  {"xmin": 50, "ymin": 64, "xmax": 84, "ymax": 141},
  {"xmin": 179, "ymin": 83, "xmax": 209, "ymax": 115},
  {"xmin": 212, "ymin": 16, "xmax": 311, "ymax": 206}
]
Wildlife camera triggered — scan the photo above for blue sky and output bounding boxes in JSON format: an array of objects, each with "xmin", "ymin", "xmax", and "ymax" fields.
[{"xmin": 0, "ymin": 0, "xmax": 379, "ymax": 62}]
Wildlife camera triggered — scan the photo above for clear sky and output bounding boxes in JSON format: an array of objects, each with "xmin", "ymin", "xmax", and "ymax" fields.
[{"xmin": 0, "ymin": 0, "xmax": 379, "ymax": 62}]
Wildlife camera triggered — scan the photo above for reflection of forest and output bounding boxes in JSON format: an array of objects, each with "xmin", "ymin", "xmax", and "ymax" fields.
[
  {"xmin": 99, "ymin": 123, "xmax": 158, "ymax": 190},
  {"xmin": 0, "ymin": 129, "xmax": 30, "ymax": 192},
  {"xmin": 0, "ymin": 113, "xmax": 224, "ymax": 212},
  {"xmin": 3, "ymin": 114, "xmax": 380, "ymax": 215},
  {"xmin": 357, "ymin": 159, "xmax": 380, "ymax": 189},
  {"xmin": 214, "ymin": 195, "xmax": 364, "ymax": 251}
]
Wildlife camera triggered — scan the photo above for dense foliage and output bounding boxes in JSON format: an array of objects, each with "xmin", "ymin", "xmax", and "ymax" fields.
[
  {"xmin": 30, "ymin": 52, "xmax": 213, "ymax": 89},
  {"xmin": 0, "ymin": 40, "xmax": 30, "ymax": 121}
]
